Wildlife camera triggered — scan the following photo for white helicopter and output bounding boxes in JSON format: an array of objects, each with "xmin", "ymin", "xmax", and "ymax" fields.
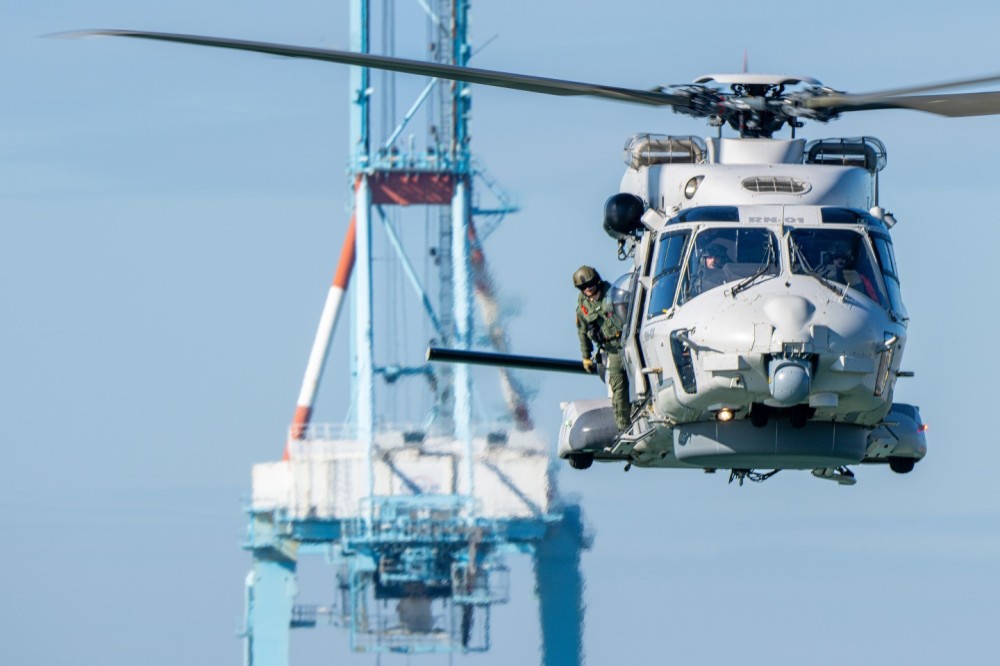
[{"xmin": 68, "ymin": 31, "xmax": 1000, "ymax": 484}]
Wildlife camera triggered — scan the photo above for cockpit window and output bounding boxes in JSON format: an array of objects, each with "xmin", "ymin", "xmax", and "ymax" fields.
[
  {"xmin": 647, "ymin": 230, "xmax": 690, "ymax": 318},
  {"xmin": 788, "ymin": 228, "xmax": 887, "ymax": 307},
  {"xmin": 680, "ymin": 227, "xmax": 779, "ymax": 302},
  {"xmin": 673, "ymin": 206, "xmax": 740, "ymax": 223},
  {"xmin": 820, "ymin": 207, "xmax": 878, "ymax": 225},
  {"xmin": 870, "ymin": 232, "xmax": 907, "ymax": 318}
]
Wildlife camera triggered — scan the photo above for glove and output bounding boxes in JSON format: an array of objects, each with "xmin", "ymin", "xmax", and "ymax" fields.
[{"xmin": 582, "ymin": 357, "xmax": 596, "ymax": 374}]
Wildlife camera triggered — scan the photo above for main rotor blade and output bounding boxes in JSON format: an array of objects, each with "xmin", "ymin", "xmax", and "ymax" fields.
[
  {"xmin": 806, "ymin": 70, "xmax": 1000, "ymax": 115},
  {"xmin": 811, "ymin": 90, "xmax": 1000, "ymax": 117},
  {"xmin": 66, "ymin": 30, "xmax": 688, "ymax": 108},
  {"xmin": 845, "ymin": 71, "xmax": 1000, "ymax": 100}
]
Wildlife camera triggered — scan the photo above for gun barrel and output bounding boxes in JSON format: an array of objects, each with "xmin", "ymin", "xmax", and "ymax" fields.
[{"xmin": 426, "ymin": 347, "xmax": 589, "ymax": 374}]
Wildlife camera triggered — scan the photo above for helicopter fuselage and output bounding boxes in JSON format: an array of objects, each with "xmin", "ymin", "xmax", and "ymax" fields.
[{"xmin": 559, "ymin": 134, "xmax": 927, "ymax": 478}]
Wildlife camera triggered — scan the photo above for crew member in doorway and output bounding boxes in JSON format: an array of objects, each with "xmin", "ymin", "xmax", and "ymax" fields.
[{"xmin": 573, "ymin": 265, "xmax": 630, "ymax": 431}]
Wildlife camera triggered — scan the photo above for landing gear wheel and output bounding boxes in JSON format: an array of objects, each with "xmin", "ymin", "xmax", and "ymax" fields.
[
  {"xmin": 567, "ymin": 453, "xmax": 594, "ymax": 470},
  {"xmin": 888, "ymin": 456, "xmax": 915, "ymax": 474},
  {"xmin": 749, "ymin": 406, "xmax": 769, "ymax": 428},
  {"xmin": 789, "ymin": 405, "xmax": 811, "ymax": 429}
]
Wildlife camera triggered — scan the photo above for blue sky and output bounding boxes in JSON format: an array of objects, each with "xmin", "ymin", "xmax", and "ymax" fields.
[{"xmin": 3, "ymin": 1, "xmax": 1000, "ymax": 664}]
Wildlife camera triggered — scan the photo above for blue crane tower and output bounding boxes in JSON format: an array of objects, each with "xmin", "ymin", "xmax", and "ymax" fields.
[{"xmin": 241, "ymin": 1, "xmax": 589, "ymax": 664}]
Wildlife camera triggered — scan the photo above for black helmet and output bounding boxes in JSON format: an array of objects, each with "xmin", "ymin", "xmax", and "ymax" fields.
[
  {"xmin": 573, "ymin": 265, "xmax": 601, "ymax": 290},
  {"xmin": 703, "ymin": 242, "xmax": 727, "ymax": 256},
  {"xmin": 702, "ymin": 242, "xmax": 729, "ymax": 262},
  {"xmin": 830, "ymin": 243, "xmax": 852, "ymax": 261}
]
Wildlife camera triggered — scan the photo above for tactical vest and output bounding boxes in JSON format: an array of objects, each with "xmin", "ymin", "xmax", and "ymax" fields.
[{"xmin": 577, "ymin": 285, "xmax": 624, "ymax": 352}]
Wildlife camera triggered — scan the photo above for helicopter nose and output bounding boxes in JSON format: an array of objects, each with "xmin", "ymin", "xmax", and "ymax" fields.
[
  {"xmin": 763, "ymin": 295, "xmax": 815, "ymax": 331},
  {"xmin": 763, "ymin": 296, "xmax": 814, "ymax": 406}
]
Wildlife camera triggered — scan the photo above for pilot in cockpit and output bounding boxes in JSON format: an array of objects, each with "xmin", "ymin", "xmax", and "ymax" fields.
[
  {"xmin": 821, "ymin": 250, "xmax": 851, "ymax": 283},
  {"xmin": 694, "ymin": 242, "xmax": 737, "ymax": 293},
  {"xmin": 821, "ymin": 248, "xmax": 879, "ymax": 301}
]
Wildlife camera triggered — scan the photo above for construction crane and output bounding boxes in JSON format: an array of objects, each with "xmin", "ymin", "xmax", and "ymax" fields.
[{"xmin": 240, "ymin": 1, "xmax": 589, "ymax": 663}]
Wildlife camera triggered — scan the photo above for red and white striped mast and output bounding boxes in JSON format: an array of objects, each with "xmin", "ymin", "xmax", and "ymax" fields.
[{"xmin": 284, "ymin": 214, "xmax": 357, "ymax": 460}]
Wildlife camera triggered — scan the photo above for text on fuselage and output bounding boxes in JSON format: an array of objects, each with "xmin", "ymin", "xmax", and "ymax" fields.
[{"xmin": 747, "ymin": 216, "xmax": 806, "ymax": 224}]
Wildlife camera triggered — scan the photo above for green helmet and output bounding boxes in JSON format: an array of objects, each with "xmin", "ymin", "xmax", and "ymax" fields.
[{"xmin": 573, "ymin": 265, "xmax": 601, "ymax": 290}]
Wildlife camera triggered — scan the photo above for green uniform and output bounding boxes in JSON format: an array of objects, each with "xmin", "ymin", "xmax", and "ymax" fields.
[{"xmin": 576, "ymin": 281, "xmax": 631, "ymax": 430}]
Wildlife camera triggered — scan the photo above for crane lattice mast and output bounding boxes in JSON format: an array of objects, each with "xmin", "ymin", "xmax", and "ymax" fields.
[{"xmin": 241, "ymin": 2, "xmax": 588, "ymax": 663}]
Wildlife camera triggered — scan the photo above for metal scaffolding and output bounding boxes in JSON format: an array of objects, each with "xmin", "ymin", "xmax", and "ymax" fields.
[{"xmin": 240, "ymin": 2, "xmax": 588, "ymax": 663}]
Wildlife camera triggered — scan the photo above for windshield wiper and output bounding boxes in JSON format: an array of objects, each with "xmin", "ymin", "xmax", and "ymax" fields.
[
  {"xmin": 731, "ymin": 237, "xmax": 777, "ymax": 296},
  {"xmin": 787, "ymin": 235, "xmax": 846, "ymax": 298}
]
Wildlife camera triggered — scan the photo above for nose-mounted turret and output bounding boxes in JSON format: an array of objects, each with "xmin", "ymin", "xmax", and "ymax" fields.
[
  {"xmin": 763, "ymin": 296, "xmax": 816, "ymax": 407},
  {"xmin": 769, "ymin": 357, "xmax": 812, "ymax": 406}
]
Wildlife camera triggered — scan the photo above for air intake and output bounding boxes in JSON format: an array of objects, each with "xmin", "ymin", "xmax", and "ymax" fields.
[{"xmin": 741, "ymin": 176, "xmax": 811, "ymax": 194}]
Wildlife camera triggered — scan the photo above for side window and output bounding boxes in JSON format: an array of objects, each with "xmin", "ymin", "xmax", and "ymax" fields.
[
  {"xmin": 647, "ymin": 230, "xmax": 690, "ymax": 318},
  {"xmin": 871, "ymin": 234, "xmax": 907, "ymax": 318},
  {"xmin": 609, "ymin": 271, "xmax": 637, "ymax": 333},
  {"xmin": 872, "ymin": 235, "xmax": 897, "ymax": 275}
]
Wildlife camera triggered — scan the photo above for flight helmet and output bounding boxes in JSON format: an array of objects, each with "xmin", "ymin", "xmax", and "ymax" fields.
[{"xmin": 573, "ymin": 265, "xmax": 602, "ymax": 290}]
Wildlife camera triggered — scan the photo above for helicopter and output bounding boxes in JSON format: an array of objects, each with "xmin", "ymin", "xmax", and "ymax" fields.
[{"xmin": 65, "ymin": 30, "xmax": 1000, "ymax": 484}]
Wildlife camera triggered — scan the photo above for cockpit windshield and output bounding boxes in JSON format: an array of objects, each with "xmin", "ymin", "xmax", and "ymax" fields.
[
  {"xmin": 680, "ymin": 227, "xmax": 779, "ymax": 303},
  {"xmin": 788, "ymin": 228, "xmax": 887, "ymax": 307}
]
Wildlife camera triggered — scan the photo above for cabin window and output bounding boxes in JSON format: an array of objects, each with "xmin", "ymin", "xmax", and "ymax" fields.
[
  {"xmin": 679, "ymin": 227, "xmax": 779, "ymax": 302},
  {"xmin": 647, "ymin": 230, "xmax": 690, "ymax": 318},
  {"xmin": 610, "ymin": 271, "xmax": 637, "ymax": 332},
  {"xmin": 788, "ymin": 228, "xmax": 888, "ymax": 308}
]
